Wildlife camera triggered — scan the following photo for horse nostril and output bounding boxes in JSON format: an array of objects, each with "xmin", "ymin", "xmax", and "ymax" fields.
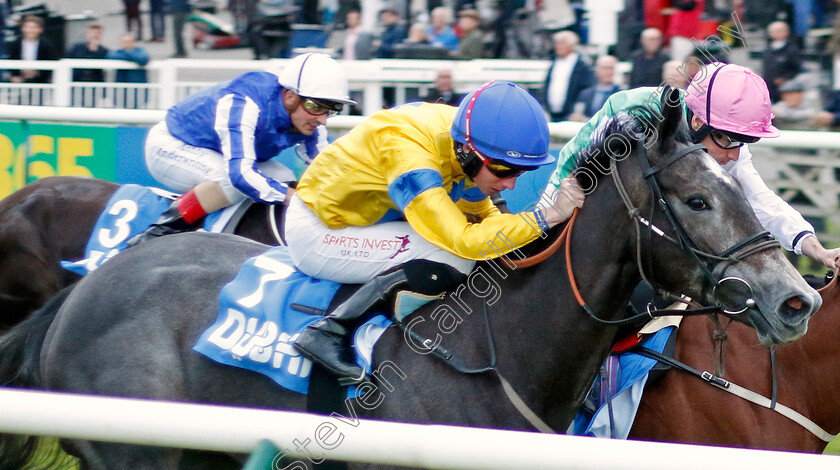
[{"xmin": 784, "ymin": 296, "xmax": 804, "ymax": 311}]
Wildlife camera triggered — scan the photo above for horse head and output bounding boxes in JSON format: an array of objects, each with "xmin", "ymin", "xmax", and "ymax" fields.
[{"xmin": 573, "ymin": 86, "xmax": 820, "ymax": 345}]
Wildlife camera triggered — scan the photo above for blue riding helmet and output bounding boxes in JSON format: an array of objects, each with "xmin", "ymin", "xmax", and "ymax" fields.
[{"xmin": 450, "ymin": 80, "xmax": 554, "ymax": 167}]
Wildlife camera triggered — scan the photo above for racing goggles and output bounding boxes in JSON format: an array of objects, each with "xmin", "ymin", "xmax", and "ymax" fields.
[
  {"xmin": 709, "ymin": 128, "xmax": 759, "ymax": 150},
  {"xmin": 301, "ymin": 98, "xmax": 343, "ymax": 117},
  {"xmin": 457, "ymin": 142, "xmax": 533, "ymax": 179},
  {"xmin": 484, "ymin": 159, "xmax": 528, "ymax": 179}
]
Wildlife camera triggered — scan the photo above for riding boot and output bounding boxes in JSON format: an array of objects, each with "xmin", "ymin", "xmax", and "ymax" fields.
[
  {"xmin": 126, "ymin": 188, "xmax": 208, "ymax": 247},
  {"xmin": 294, "ymin": 269, "xmax": 409, "ymax": 384}
]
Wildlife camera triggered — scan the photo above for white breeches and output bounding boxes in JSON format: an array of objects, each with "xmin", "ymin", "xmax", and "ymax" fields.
[
  {"xmin": 284, "ymin": 196, "xmax": 476, "ymax": 284},
  {"xmin": 144, "ymin": 121, "xmax": 295, "ymax": 203}
]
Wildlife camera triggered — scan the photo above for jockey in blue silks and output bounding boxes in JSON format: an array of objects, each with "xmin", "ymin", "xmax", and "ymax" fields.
[{"xmin": 131, "ymin": 52, "xmax": 355, "ymax": 244}]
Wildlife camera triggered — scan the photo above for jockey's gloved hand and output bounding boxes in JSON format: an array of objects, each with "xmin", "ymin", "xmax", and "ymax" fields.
[{"xmin": 543, "ymin": 177, "xmax": 584, "ymax": 228}]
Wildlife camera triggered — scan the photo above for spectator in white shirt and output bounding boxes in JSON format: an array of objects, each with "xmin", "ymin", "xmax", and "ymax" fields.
[{"xmin": 540, "ymin": 30, "xmax": 594, "ymax": 122}]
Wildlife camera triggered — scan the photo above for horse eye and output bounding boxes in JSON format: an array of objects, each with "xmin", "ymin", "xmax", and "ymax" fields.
[{"xmin": 686, "ymin": 197, "xmax": 708, "ymax": 211}]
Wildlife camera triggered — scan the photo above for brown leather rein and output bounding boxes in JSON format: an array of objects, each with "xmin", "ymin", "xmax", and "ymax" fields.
[{"xmin": 509, "ymin": 208, "xmax": 588, "ymax": 307}]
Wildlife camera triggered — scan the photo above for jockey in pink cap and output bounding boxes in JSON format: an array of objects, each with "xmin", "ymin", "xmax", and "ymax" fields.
[
  {"xmin": 684, "ymin": 63, "xmax": 779, "ymax": 162},
  {"xmin": 546, "ymin": 62, "xmax": 840, "ymax": 270}
]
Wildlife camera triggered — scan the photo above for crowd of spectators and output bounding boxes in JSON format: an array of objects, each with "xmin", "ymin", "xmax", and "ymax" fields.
[
  {"xmin": 304, "ymin": 0, "xmax": 840, "ymax": 131},
  {"xmin": 1, "ymin": 15, "xmax": 151, "ymax": 107},
  {"xmin": 5, "ymin": 0, "xmax": 840, "ymax": 126}
]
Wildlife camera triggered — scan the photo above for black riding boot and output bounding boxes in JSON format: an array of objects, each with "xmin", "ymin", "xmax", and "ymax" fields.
[
  {"xmin": 126, "ymin": 199, "xmax": 202, "ymax": 247},
  {"xmin": 294, "ymin": 269, "xmax": 409, "ymax": 384}
]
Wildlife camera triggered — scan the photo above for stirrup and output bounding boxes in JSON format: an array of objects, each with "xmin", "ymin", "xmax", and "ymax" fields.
[
  {"xmin": 337, "ymin": 371, "xmax": 367, "ymax": 386},
  {"xmin": 126, "ymin": 222, "xmax": 190, "ymax": 247}
]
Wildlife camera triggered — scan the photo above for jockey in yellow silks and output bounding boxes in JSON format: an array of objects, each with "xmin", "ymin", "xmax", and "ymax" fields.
[{"xmin": 285, "ymin": 80, "xmax": 584, "ymax": 383}]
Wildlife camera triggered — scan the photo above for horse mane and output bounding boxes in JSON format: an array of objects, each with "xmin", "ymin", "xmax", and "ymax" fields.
[
  {"xmin": 511, "ymin": 102, "xmax": 694, "ymax": 261},
  {"xmin": 573, "ymin": 105, "xmax": 691, "ymax": 185}
]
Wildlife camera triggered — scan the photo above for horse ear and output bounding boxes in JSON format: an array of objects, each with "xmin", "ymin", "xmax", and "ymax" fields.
[{"xmin": 657, "ymin": 86, "xmax": 683, "ymax": 143}]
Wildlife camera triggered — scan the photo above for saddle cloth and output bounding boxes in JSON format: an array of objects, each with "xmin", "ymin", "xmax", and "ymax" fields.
[
  {"xmin": 570, "ymin": 325, "xmax": 675, "ymax": 439},
  {"xmin": 61, "ymin": 184, "xmax": 248, "ymax": 276},
  {"xmin": 193, "ymin": 246, "xmax": 395, "ymax": 395}
]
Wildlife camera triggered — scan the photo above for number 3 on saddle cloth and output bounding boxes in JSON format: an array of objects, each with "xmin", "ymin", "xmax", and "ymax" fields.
[
  {"xmin": 570, "ymin": 325, "xmax": 676, "ymax": 439},
  {"xmin": 61, "ymin": 184, "xmax": 247, "ymax": 276},
  {"xmin": 194, "ymin": 246, "xmax": 410, "ymax": 396}
]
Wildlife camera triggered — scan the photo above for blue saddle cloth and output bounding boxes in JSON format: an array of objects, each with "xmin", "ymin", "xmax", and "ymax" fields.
[
  {"xmin": 570, "ymin": 326, "xmax": 674, "ymax": 439},
  {"xmin": 193, "ymin": 246, "xmax": 393, "ymax": 395},
  {"xmin": 62, "ymin": 184, "xmax": 245, "ymax": 276},
  {"xmin": 61, "ymin": 185, "xmax": 176, "ymax": 275}
]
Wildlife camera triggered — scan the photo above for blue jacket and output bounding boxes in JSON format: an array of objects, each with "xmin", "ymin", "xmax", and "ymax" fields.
[
  {"xmin": 167, "ymin": 0, "xmax": 192, "ymax": 14},
  {"xmin": 574, "ymin": 84, "xmax": 621, "ymax": 119},
  {"xmin": 107, "ymin": 47, "xmax": 149, "ymax": 83},
  {"xmin": 378, "ymin": 24, "xmax": 407, "ymax": 58},
  {"xmin": 426, "ymin": 25, "xmax": 458, "ymax": 52},
  {"xmin": 165, "ymin": 71, "xmax": 321, "ymax": 203}
]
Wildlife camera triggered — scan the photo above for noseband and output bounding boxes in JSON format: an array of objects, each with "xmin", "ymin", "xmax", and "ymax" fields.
[{"xmin": 611, "ymin": 138, "xmax": 781, "ymax": 317}]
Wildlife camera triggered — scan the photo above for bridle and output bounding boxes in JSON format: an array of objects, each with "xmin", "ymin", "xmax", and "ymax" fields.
[
  {"xmin": 513, "ymin": 133, "xmax": 781, "ymax": 326},
  {"xmin": 607, "ymin": 135, "xmax": 780, "ymax": 322}
]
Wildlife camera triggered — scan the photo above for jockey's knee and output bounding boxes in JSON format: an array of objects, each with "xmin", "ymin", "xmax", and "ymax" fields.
[
  {"xmin": 213, "ymin": 178, "xmax": 248, "ymax": 207},
  {"xmin": 398, "ymin": 260, "xmax": 468, "ymax": 295},
  {"xmin": 193, "ymin": 181, "xmax": 234, "ymax": 213}
]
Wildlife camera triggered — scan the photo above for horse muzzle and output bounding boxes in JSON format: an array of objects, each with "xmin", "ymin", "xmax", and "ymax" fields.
[{"xmin": 744, "ymin": 283, "xmax": 821, "ymax": 345}]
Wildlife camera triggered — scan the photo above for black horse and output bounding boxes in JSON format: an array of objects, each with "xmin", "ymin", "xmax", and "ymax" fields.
[
  {"xmin": 0, "ymin": 89, "xmax": 821, "ymax": 469},
  {"xmin": 0, "ymin": 176, "xmax": 287, "ymax": 329}
]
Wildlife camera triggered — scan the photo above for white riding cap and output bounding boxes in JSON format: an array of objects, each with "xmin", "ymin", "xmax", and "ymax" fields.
[{"xmin": 274, "ymin": 52, "xmax": 356, "ymax": 106}]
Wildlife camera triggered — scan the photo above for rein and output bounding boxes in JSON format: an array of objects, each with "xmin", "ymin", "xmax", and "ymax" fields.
[
  {"xmin": 218, "ymin": 200, "xmax": 285, "ymax": 246},
  {"xmin": 397, "ymin": 301, "xmax": 556, "ymax": 433},
  {"xmin": 509, "ymin": 221, "xmax": 569, "ymax": 269},
  {"xmin": 268, "ymin": 204, "xmax": 285, "ymax": 245},
  {"xmin": 514, "ymin": 137, "xmax": 783, "ymax": 327},
  {"xmin": 628, "ymin": 141, "xmax": 781, "ymax": 314},
  {"xmin": 634, "ymin": 346, "xmax": 839, "ymax": 443}
]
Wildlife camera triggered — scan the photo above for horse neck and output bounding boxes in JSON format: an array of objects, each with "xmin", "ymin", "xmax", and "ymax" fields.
[
  {"xmin": 488, "ymin": 181, "xmax": 642, "ymax": 428},
  {"xmin": 678, "ymin": 286, "xmax": 840, "ymax": 436}
]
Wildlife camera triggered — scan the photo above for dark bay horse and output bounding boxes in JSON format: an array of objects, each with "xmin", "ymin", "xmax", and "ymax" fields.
[
  {"xmin": 0, "ymin": 176, "xmax": 287, "ymax": 329},
  {"xmin": 629, "ymin": 275, "xmax": 840, "ymax": 452},
  {"xmin": 0, "ymin": 89, "xmax": 822, "ymax": 469}
]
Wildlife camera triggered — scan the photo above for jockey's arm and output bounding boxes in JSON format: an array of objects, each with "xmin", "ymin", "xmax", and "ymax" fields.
[
  {"xmin": 545, "ymin": 87, "xmax": 666, "ymax": 194},
  {"xmin": 402, "ymin": 187, "xmax": 543, "ymax": 260},
  {"xmin": 382, "ymin": 150, "xmax": 539, "ymax": 259},
  {"xmin": 728, "ymin": 148, "xmax": 839, "ymax": 269},
  {"xmin": 727, "ymin": 147, "xmax": 817, "ymax": 255},
  {"xmin": 215, "ymin": 93, "xmax": 290, "ymax": 204},
  {"xmin": 456, "ymin": 197, "xmax": 502, "ymax": 220}
]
